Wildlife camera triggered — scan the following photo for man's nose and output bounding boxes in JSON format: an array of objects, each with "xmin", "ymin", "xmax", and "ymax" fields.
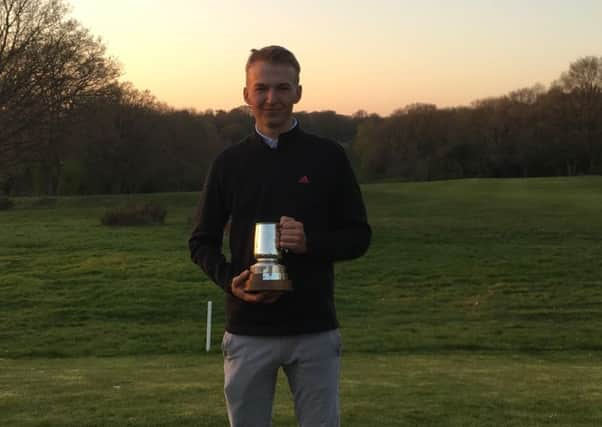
[{"xmin": 266, "ymin": 88, "xmax": 277, "ymax": 103}]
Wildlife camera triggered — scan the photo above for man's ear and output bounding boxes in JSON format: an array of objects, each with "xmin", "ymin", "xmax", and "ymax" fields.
[
  {"xmin": 294, "ymin": 85, "xmax": 303, "ymax": 104},
  {"xmin": 243, "ymin": 87, "xmax": 250, "ymax": 105}
]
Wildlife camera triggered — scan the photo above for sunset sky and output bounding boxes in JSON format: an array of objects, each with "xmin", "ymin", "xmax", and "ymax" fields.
[{"xmin": 69, "ymin": 0, "xmax": 602, "ymax": 116}]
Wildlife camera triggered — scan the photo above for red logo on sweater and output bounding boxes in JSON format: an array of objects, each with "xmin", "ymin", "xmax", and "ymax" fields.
[{"xmin": 298, "ymin": 175, "xmax": 310, "ymax": 184}]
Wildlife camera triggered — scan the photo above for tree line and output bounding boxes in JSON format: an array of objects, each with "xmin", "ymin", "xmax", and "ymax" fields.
[
  {"xmin": 1, "ymin": 0, "xmax": 601, "ymax": 196},
  {"xmin": 353, "ymin": 58, "xmax": 602, "ymax": 181}
]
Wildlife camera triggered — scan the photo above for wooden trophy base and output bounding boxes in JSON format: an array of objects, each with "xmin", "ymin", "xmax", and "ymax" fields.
[{"xmin": 244, "ymin": 272, "xmax": 293, "ymax": 293}]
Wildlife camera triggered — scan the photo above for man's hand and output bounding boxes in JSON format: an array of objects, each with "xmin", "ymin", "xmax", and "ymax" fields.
[
  {"xmin": 230, "ymin": 270, "xmax": 283, "ymax": 304},
  {"xmin": 279, "ymin": 216, "xmax": 307, "ymax": 254}
]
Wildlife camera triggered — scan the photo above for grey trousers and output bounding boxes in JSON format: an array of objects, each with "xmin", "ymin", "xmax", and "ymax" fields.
[{"xmin": 222, "ymin": 329, "xmax": 342, "ymax": 427}]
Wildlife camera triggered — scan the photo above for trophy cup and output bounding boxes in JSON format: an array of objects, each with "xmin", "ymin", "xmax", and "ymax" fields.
[{"xmin": 244, "ymin": 222, "xmax": 293, "ymax": 292}]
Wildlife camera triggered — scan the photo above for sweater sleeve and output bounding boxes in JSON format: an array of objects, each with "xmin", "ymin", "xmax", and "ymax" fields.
[
  {"xmin": 188, "ymin": 154, "xmax": 233, "ymax": 291},
  {"xmin": 305, "ymin": 145, "xmax": 371, "ymax": 261}
]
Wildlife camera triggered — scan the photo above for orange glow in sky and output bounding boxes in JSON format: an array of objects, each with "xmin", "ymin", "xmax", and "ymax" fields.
[{"xmin": 69, "ymin": 0, "xmax": 602, "ymax": 116}]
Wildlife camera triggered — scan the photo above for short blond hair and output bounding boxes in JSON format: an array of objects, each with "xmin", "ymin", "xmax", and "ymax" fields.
[{"xmin": 246, "ymin": 45, "xmax": 300, "ymax": 82}]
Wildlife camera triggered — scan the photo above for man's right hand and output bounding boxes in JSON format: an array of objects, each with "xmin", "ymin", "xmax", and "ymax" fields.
[{"xmin": 230, "ymin": 270, "xmax": 283, "ymax": 304}]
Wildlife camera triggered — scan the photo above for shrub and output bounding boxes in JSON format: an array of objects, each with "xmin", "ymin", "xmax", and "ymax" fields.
[
  {"xmin": 0, "ymin": 197, "xmax": 14, "ymax": 210},
  {"xmin": 101, "ymin": 202, "xmax": 167, "ymax": 226}
]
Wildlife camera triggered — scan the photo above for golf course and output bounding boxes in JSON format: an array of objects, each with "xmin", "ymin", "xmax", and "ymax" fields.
[{"xmin": 2, "ymin": 176, "xmax": 602, "ymax": 426}]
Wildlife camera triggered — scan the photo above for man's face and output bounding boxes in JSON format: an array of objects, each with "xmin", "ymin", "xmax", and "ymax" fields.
[{"xmin": 244, "ymin": 61, "xmax": 302, "ymax": 132}]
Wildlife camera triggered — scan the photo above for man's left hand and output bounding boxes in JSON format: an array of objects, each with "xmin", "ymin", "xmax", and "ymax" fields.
[{"xmin": 279, "ymin": 216, "xmax": 307, "ymax": 254}]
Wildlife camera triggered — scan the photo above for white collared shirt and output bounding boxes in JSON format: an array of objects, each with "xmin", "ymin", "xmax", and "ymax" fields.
[{"xmin": 255, "ymin": 118, "xmax": 298, "ymax": 149}]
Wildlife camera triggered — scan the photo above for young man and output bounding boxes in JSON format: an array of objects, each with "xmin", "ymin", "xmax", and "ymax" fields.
[{"xmin": 189, "ymin": 45, "xmax": 371, "ymax": 427}]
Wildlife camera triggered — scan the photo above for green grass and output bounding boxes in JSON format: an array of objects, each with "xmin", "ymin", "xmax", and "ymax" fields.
[
  {"xmin": 2, "ymin": 353, "xmax": 602, "ymax": 426},
  {"xmin": 2, "ymin": 176, "xmax": 602, "ymax": 425}
]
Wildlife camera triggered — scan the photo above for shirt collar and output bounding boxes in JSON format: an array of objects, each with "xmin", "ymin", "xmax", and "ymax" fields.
[{"xmin": 255, "ymin": 118, "xmax": 298, "ymax": 149}]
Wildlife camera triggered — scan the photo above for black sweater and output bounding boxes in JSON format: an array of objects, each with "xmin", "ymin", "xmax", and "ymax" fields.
[{"xmin": 189, "ymin": 125, "xmax": 371, "ymax": 335}]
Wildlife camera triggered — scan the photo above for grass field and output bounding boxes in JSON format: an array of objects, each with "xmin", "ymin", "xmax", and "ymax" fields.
[
  {"xmin": 3, "ymin": 353, "xmax": 602, "ymax": 426},
  {"xmin": 2, "ymin": 176, "xmax": 602, "ymax": 425}
]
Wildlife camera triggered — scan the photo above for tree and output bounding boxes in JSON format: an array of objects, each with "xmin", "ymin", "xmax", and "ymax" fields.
[
  {"xmin": 554, "ymin": 56, "xmax": 602, "ymax": 173},
  {"xmin": 0, "ymin": 0, "xmax": 119, "ymax": 193}
]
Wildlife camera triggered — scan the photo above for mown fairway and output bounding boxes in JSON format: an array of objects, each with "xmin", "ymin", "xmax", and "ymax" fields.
[{"xmin": 2, "ymin": 177, "xmax": 602, "ymax": 426}]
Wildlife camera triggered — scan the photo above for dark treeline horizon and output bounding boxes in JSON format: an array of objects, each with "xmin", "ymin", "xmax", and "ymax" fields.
[{"xmin": 1, "ymin": 0, "xmax": 601, "ymax": 197}]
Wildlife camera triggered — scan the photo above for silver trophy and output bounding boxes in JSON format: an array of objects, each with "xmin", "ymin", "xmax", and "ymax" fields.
[{"xmin": 244, "ymin": 222, "xmax": 293, "ymax": 292}]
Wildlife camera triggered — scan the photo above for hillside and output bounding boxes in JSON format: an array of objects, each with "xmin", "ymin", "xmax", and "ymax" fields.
[{"xmin": 2, "ymin": 177, "xmax": 602, "ymax": 358}]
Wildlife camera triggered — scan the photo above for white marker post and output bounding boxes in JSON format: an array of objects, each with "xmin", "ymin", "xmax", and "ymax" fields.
[{"xmin": 205, "ymin": 301, "xmax": 213, "ymax": 352}]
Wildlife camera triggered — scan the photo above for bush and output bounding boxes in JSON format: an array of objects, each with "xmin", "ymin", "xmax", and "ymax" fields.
[
  {"xmin": 0, "ymin": 197, "xmax": 14, "ymax": 210},
  {"xmin": 101, "ymin": 202, "xmax": 167, "ymax": 226}
]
